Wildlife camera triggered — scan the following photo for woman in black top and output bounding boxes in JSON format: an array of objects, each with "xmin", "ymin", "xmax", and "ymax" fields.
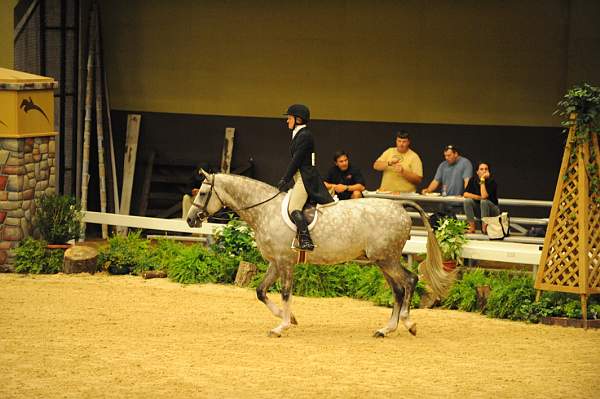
[
  {"xmin": 277, "ymin": 104, "xmax": 333, "ymax": 250},
  {"xmin": 463, "ymin": 162, "xmax": 499, "ymax": 233}
]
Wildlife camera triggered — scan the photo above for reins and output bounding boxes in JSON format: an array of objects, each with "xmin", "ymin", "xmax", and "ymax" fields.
[{"xmin": 190, "ymin": 175, "xmax": 282, "ymax": 217}]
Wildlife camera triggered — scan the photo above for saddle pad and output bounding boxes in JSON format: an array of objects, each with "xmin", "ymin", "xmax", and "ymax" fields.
[{"xmin": 281, "ymin": 191, "xmax": 338, "ymax": 232}]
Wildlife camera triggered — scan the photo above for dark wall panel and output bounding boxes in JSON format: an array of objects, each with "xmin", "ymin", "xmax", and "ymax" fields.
[{"xmin": 108, "ymin": 110, "xmax": 564, "ymax": 217}]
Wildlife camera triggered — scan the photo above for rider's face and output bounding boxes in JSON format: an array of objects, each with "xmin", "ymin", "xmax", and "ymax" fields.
[{"xmin": 286, "ymin": 115, "xmax": 295, "ymax": 130}]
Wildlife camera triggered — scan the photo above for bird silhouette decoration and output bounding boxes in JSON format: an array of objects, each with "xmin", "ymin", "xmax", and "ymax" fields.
[{"xmin": 20, "ymin": 97, "xmax": 50, "ymax": 123}]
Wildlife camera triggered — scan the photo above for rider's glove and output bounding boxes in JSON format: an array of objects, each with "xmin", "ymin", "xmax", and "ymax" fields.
[{"xmin": 277, "ymin": 178, "xmax": 288, "ymax": 192}]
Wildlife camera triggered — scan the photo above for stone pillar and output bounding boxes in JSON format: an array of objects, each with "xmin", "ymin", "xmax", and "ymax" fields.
[{"xmin": 0, "ymin": 68, "xmax": 58, "ymax": 271}]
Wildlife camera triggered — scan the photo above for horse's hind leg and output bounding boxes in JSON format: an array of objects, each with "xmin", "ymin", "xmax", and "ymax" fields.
[
  {"xmin": 256, "ymin": 262, "xmax": 298, "ymax": 325},
  {"xmin": 397, "ymin": 266, "xmax": 419, "ymax": 335},
  {"xmin": 375, "ymin": 260, "xmax": 418, "ymax": 337}
]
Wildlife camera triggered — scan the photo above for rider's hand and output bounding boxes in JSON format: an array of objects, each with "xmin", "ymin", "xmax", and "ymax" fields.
[
  {"xmin": 191, "ymin": 188, "xmax": 199, "ymax": 196},
  {"xmin": 277, "ymin": 178, "xmax": 288, "ymax": 192}
]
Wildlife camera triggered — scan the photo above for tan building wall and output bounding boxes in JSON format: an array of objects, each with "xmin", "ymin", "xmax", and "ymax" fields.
[
  {"xmin": 0, "ymin": 0, "xmax": 18, "ymax": 69},
  {"xmin": 101, "ymin": 0, "xmax": 600, "ymax": 127}
]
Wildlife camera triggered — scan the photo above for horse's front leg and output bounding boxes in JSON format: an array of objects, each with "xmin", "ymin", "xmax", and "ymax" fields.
[
  {"xmin": 256, "ymin": 262, "xmax": 298, "ymax": 325},
  {"xmin": 268, "ymin": 263, "xmax": 294, "ymax": 337}
]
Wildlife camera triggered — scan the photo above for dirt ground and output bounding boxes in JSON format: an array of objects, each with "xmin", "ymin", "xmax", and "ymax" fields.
[{"xmin": 1, "ymin": 273, "xmax": 598, "ymax": 399}]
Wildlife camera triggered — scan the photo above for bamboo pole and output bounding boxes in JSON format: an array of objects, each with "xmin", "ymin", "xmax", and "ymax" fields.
[
  {"xmin": 95, "ymin": 2, "xmax": 120, "ymax": 217},
  {"xmin": 95, "ymin": 20, "xmax": 108, "ymax": 239},
  {"xmin": 76, "ymin": 0, "xmax": 92, "ymax": 200},
  {"xmin": 80, "ymin": 3, "xmax": 97, "ymax": 241}
]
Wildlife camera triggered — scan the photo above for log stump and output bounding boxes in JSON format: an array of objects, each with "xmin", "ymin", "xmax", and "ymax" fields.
[
  {"xmin": 141, "ymin": 270, "xmax": 167, "ymax": 279},
  {"xmin": 63, "ymin": 245, "xmax": 98, "ymax": 274},
  {"xmin": 235, "ymin": 261, "xmax": 257, "ymax": 287}
]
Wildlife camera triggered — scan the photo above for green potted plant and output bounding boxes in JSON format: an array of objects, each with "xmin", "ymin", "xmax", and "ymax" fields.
[
  {"xmin": 33, "ymin": 194, "xmax": 82, "ymax": 247},
  {"xmin": 434, "ymin": 217, "xmax": 468, "ymax": 271}
]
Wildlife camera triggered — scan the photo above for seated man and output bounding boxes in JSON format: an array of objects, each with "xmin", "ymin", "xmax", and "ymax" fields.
[
  {"xmin": 463, "ymin": 161, "xmax": 500, "ymax": 233},
  {"xmin": 422, "ymin": 144, "xmax": 472, "ymax": 196},
  {"xmin": 373, "ymin": 130, "xmax": 423, "ymax": 193},
  {"xmin": 324, "ymin": 150, "xmax": 366, "ymax": 200}
]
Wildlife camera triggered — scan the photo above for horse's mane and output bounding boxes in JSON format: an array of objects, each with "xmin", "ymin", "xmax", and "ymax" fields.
[{"xmin": 216, "ymin": 173, "xmax": 277, "ymax": 192}]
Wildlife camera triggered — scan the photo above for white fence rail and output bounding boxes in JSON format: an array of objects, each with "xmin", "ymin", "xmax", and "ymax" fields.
[{"xmin": 82, "ymin": 212, "xmax": 541, "ymax": 267}]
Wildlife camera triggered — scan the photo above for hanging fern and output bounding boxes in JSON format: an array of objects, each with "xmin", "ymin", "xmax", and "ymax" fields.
[{"xmin": 555, "ymin": 83, "xmax": 600, "ymax": 202}]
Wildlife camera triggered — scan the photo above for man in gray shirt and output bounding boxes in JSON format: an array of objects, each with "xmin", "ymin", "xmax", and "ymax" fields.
[{"xmin": 422, "ymin": 144, "xmax": 473, "ymax": 196}]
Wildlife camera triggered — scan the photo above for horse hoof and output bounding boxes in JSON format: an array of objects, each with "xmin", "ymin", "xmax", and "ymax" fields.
[
  {"xmin": 268, "ymin": 330, "xmax": 281, "ymax": 338},
  {"xmin": 409, "ymin": 325, "xmax": 417, "ymax": 336},
  {"xmin": 373, "ymin": 331, "xmax": 385, "ymax": 338},
  {"xmin": 291, "ymin": 314, "xmax": 298, "ymax": 325}
]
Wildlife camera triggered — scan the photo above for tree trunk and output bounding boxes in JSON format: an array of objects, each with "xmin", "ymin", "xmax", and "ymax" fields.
[
  {"xmin": 235, "ymin": 261, "xmax": 257, "ymax": 287},
  {"xmin": 63, "ymin": 246, "xmax": 98, "ymax": 274}
]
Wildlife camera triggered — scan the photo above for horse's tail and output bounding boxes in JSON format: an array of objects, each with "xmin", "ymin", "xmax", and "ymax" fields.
[{"xmin": 400, "ymin": 200, "xmax": 457, "ymax": 299}]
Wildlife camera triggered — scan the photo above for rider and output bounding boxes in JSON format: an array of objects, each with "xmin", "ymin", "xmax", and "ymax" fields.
[{"xmin": 277, "ymin": 104, "xmax": 334, "ymax": 251}]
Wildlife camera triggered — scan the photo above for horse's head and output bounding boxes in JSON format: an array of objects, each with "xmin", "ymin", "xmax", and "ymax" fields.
[{"xmin": 186, "ymin": 170, "xmax": 225, "ymax": 227}]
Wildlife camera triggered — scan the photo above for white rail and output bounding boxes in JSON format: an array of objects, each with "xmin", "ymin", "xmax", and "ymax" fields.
[
  {"xmin": 83, "ymin": 211, "xmax": 541, "ymax": 266},
  {"xmin": 364, "ymin": 191, "xmax": 553, "ymax": 207},
  {"xmin": 403, "ymin": 235, "xmax": 542, "ymax": 265},
  {"xmin": 82, "ymin": 211, "xmax": 223, "ymax": 236}
]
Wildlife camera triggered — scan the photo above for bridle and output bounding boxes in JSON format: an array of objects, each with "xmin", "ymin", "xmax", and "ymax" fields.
[{"xmin": 190, "ymin": 174, "xmax": 281, "ymax": 221}]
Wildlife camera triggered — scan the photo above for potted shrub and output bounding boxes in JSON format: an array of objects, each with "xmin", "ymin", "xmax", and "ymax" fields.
[
  {"xmin": 33, "ymin": 194, "xmax": 82, "ymax": 247},
  {"xmin": 434, "ymin": 217, "xmax": 468, "ymax": 271}
]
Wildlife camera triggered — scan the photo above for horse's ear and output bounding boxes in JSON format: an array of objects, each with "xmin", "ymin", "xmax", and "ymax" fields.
[{"xmin": 199, "ymin": 168, "xmax": 210, "ymax": 178}]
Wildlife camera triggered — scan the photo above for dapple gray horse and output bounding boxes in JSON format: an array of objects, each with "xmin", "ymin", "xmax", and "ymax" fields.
[{"xmin": 187, "ymin": 172, "xmax": 453, "ymax": 337}]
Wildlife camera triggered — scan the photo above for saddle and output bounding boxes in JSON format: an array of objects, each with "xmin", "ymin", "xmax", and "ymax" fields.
[{"xmin": 281, "ymin": 191, "xmax": 337, "ymax": 232}]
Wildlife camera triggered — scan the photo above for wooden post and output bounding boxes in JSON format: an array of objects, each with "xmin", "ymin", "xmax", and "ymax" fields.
[
  {"xmin": 220, "ymin": 127, "xmax": 235, "ymax": 173},
  {"xmin": 235, "ymin": 261, "xmax": 257, "ymax": 287},
  {"xmin": 117, "ymin": 114, "xmax": 141, "ymax": 235},
  {"xmin": 139, "ymin": 150, "xmax": 155, "ymax": 216}
]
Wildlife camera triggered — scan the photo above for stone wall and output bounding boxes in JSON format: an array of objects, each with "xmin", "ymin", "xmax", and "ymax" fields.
[{"xmin": 0, "ymin": 136, "xmax": 55, "ymax": 271}]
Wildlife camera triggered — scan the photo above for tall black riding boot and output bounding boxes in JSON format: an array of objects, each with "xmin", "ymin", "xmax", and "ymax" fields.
[{"xmin": 290, "ymin": 210, "xmax": 315, "ymax": 251}]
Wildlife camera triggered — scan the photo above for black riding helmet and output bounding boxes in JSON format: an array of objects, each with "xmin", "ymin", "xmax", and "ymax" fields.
[{"xmin": 284, "ymin": 104, "xmax": 310, "ymax": 123}]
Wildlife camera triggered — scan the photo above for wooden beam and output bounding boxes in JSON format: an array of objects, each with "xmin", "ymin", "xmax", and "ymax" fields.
[
  {"xmin": 117, "ymin": 114, "xmax": 141, "ymax": 235},
  {"xmin": 138, "ymin": 150, "xmax": 155, "ymax": 216},
  {"xmin": 220, "ymin": 127, "xmax": 235, "ymax": 173}
]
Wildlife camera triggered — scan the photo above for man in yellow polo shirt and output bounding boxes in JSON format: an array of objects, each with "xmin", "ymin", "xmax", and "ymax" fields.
[{"xmin": 373, "ymin": 130, "xmax": 423, "ymax": 193}]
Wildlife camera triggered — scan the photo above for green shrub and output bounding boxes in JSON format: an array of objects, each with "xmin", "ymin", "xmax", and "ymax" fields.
[
  {"xmin": 352, "ymin": 266, "xmax": 394, "ymax": 307},
  {"xmin": 168, "ymin": 245, "xmax": 238, "ymax": 284},
  {"xmin": 293, "ymin": 264, "xmax": 346, "ymax": 297},
  {"xmin": 34, "ymin": 194, "xmax": 81, "ymax": 244},
  {"xmin": 14, "ymin": 237, "xmax": 64, "ymax": 274},
  {"xmin": 485, "ymin": 275, "xmax": 536, "ymax": 320},
  {"xmin": 443, "ymin": 269, "xmax": 489, "ymax": 311},
  {"xmin": 212, "ymin": 218, "xmax": 264, "ymax": 264},
  {"xmin": 146, "ymin": 238, "xmax": 186, "ymax": 272},
  {"xmin": 98, "ymin": 231, "xmax": 150, "ymax": 275}
]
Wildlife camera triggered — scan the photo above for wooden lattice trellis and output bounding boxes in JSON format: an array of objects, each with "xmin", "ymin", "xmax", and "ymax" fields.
[{"xmin": 535, "ymin": 115, "xmax": 600, "ymax": 327}]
